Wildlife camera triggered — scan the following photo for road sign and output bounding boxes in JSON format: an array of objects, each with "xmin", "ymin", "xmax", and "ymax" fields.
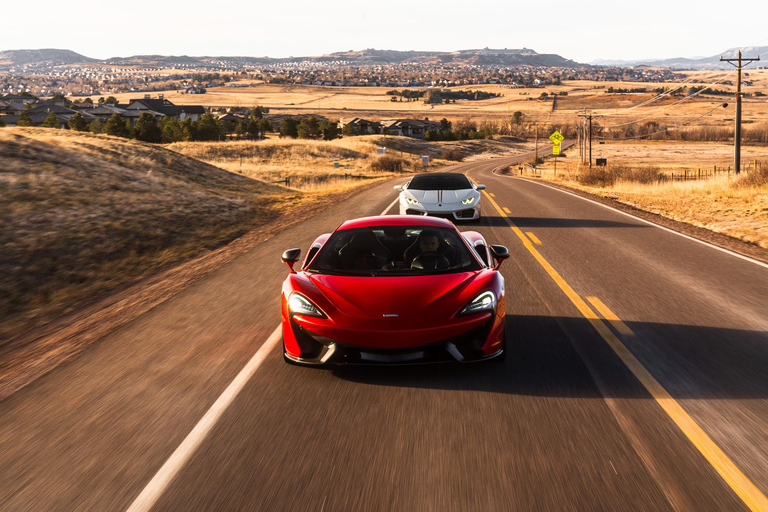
[
  {"xmin": 550, "ymin": 130, "xmax": 564, "ymax": 144},
  {"xmin": 553, "ymin": 144, "xmax": 560, "ymax": 156}
]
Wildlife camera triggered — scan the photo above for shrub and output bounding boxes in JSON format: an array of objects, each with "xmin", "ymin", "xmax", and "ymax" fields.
[
  {"xmin": 441, "ymin": 149, "xmax": 465, "ymax": 161},
  {"xmin": 370, "ymin": 155, "xmax": 405, "ymax": 172},
  {"xmin": 612, "ymin": 164, "xmax": 667, "ymax": 184},
  {"xmin": 578, "ymin": 166, "xmax": 615, "ymax": 187},
  {"xmin": 736, "ymin": 162, "xmax": 768, "ymax": 188}
]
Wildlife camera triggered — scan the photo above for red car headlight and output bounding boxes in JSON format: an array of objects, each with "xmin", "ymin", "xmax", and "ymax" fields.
[
  {"xmin": 288, "ymin": 293, "xmax": 327, "ymax": 318},
  {"xmin": 458, "ymin": 290, "xmax": 496, "ymax": 316}
]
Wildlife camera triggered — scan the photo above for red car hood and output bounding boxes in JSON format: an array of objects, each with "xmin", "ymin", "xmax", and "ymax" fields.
[{"xmin": 308, "ymin": 272, "xmax": 481, "ymax": 321}]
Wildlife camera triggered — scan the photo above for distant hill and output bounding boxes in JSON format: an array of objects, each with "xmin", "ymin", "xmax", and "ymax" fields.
[
  {"xmin": 5, "ymin": 46, "xmax": 763, "ymax": 69},
  {"xmin": 4, "ymin": 47, "xmax": 586, "ymax": 68},
  {"xmin": 315, "ymin": 48, "xmax": 583, "ymax": 67},
  {"xmin": 590, "ymin": 46, "xmax": 768, "ymax": 70},
  {"xmin": 0, "ymin": 49, "xmax": 96, "ymax": 65}
]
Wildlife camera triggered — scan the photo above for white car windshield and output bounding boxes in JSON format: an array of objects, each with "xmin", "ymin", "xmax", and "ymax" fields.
[{"xmin": 408, "ymin": 174, "xmax": 472, "ymax": 191}]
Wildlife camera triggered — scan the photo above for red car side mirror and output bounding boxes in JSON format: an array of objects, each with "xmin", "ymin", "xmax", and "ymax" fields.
[
  {"xmin": 281, "ymin": 248, "xmax": 301, "ymax": 273},
  {"xmin": 489, "ymin": 245, "xmax": 510, "ymax": 269}
]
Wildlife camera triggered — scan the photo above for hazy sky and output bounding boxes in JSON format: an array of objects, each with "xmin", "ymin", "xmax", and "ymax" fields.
[{"xmin": 2, "ymin": 0, "xmax": 767, "ymax": 63}]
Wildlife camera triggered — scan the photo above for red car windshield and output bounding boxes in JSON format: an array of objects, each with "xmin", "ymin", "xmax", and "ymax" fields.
[{"xmin": 306, "ymin": 226, "xmax": 483, "ymax": 276}]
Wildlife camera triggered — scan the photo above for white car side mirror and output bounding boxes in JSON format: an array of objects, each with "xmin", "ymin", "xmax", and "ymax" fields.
[
  {"xmin": 476, "ymin": 184, "xmax": 486, "ymax": 190},
  {"xmin": 394, "ymin": 185, "xmax": 404, "ymax": 191}
]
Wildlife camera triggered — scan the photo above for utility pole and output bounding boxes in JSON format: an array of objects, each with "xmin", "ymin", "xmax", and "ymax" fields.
[
  {"xmin": 589, "ymin": 114, "xmax": 592, "ymax": 169},
  {"xmin": 534, "ymin": 124, "xmax": 538, "ymax": 169},
  {"xmin": 721, "ymin": 50, "xmax": 760, "ymax": 174},
  {"xmin": 579, "ymin": 111, "xmax": 593, "ymax": 167}
]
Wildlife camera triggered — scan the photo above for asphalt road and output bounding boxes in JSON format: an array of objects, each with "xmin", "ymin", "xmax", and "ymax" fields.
[{"xmin": 1, "ymin": 146, "xmax": 767, "ymax": 511}]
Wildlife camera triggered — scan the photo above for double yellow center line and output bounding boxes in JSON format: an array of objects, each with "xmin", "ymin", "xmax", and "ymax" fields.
[{"xmin": 478, "ymin": 186, "xmax": 768, "ymax": 512}]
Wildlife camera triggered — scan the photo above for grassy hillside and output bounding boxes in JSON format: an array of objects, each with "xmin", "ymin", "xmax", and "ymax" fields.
[
  {"xmin": 0, "ymin": 128, "xmax": 302, "ymax": 342},
  {"xmin": 169, "ymin": 135, "xmax": 532, "ymax": 191}
]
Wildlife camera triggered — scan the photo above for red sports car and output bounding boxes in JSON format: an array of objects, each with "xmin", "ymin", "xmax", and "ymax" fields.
[{"xmin": 280, "ymin": 215, "xmax": 509, "ymax": 366}]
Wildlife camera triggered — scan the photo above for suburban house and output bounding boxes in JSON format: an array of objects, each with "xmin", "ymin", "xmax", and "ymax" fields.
[
  {"xmin": 1, "ymin": 104, "xmax": 97, "ymax": 127},
  {"xmin": 0, "ymin": 94, "xmax": 37, "ymax": 107},
  {"xmin": 123, "ymin": 94, "xmax": 205, "ymax": 124},
  {"xmin": 378, "ymin": 119, "xmax": 442, "ymax": 139},
  {"xmin": 339, "ymin": 117, "xmax": 381, "ymax": 135}
]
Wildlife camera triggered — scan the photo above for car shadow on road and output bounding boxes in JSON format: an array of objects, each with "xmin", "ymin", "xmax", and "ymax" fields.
[
  {"xmin": 476, "ymin": 216, "xmax": 651, "ymax": 229},
  {"xmin": 331, "ymin": 315, "xmax": 768, "ymax": 400}
]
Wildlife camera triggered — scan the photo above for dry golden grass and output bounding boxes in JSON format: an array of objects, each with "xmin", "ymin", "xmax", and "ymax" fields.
[
  {"xmin": 530, "ymin": 148, "xmax": 768, "ymax": 249},
  {"xmin": 168, "ymin": 135, "xmax": 533, "ymax": 191},
  {"xmin": 0, "ymin": 128, "xmax": 303, "ymax": 342}
]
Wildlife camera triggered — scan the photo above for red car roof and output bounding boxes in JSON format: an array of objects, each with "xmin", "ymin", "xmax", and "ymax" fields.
[{"xmin": 337, "ymin": 215, "xmax": 455, "ymax": 230}]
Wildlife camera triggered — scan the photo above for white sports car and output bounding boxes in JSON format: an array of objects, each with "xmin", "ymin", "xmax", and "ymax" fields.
[{"xmin": 395, "ymin": 173, "xmax": 485, "ymax": 221}]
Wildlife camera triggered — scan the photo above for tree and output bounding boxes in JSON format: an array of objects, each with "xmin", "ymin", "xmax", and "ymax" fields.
[
  {"xmin": 342, "ymin": 123, "xmax": 358, "ymax": 136},
  {"xmin": 68, "ymin": 112, "xmax": 88, "ymax": 131},
  {"xmin": 16, "ymin": 111, "xmax": 33, "ymax": 126},
  {"xmin": 104, "ymin": 96, "xmax": 118, "ymax": 105},
  {"xmin": 134, "ymin": 112, "xmax": 162, "ymax": 143},
  {"xmin": 83, "ymin": 97, "xmax": 93, "ymax": 105},
  {"xmin": 104, "ymin": 113, "xmax": 130, "ymax": 137},
  {"xmin": 195, "ymin": 113, "xmax": 223, "ymax": 141},
  {"xmin": 246, "ymin": 118, "xmax": 261, "ymax": 137},
  {"xmin": 321, "ymin": 121, "xmax": 340, "ymax": 141},
  {"xmin": 89, "ymin": 119, "xmax": 103, "ymax": 134},
  {"xmin": 51, "ymin": 93, "xmax": 66, "ymax": 101},
  {"xmin": 257, "ymin": 118, "xmax": 272, "ymax": 134},
  {"xmin": 297, "ymin": 116, "xmax": 321, "ymax": 139},
  {"xmin": 0, "ymin": 117, "xmax": 5, "ymax": 127},
  {"xmin": 161, "ymin": 118, "xmax": 185, "ymax": 143},
  {"xmin": 439, "ymin": 118, "xmax": 452, "ymax": 132},
  {"xmin": 513, "ymin": 111, "xmax": 523, "ymax": 125},
  {"xmin": 250, "ymin": 106, "xmax": 265, "ymax": 119},
  {"xmin": 280, "ymin": 117, "xmax": 299, "ymax": 138}
]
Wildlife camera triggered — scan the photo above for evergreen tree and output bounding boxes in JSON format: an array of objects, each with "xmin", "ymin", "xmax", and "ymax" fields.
[
  {"xmin": 257, "ymin": 118, "xmax": 272, "ymax": 134},
  {"xmin": 89, "ymin": 119, "xmax": 103, "ymax": 134},
  {"xmin": 40, "ymin": 112, "xmax": 60, "ymax": 128},
  {"xmin": 297, "ymin": 116, "xmax": 321, "ymax": 139},
  {"xmin": 195, "ymin": 113, "xmax": 223, "ymax": 141},
  {"xmin": 280, "ymin": 117, "xmax": 299, "ymax": 138},
  {"xmin": 182, "ymin": 118, "xmax": 197, "ymax": 141},
  {"xmin": 104, "ymin": 113, "xmax": 130, "ymax": 137},
  {"xmin": 0, "ymin": 117, "xmax": 5, "ymax": 127},
  {"xmin": 17, "ymin": 111, "xmax": 33, "ymax": 126},
  {"xmin": 134, "ymin": 113, "xmax": 162, "ymax": 143},
  {"xmin": 68, "ymin": 112, "xmax": 89, "ymax": 131},
  {"xmin": 161, "ymin": 118, "xmax": 185, "ymax": 143},
  {"xmin": 321, "ymin": 121, "xmax": 340, "ymax": 141}
]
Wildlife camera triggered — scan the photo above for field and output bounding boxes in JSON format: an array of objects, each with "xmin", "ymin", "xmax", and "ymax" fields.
[
  {"xmin": 524, "ymin": 142, "xmax": 768, "ymax": 249},
  {"xmin": 169, "ymin": 135, "xmax": 534, "ymax": 191},
  {"xmin": 92, "ymin": 69, "xmax": 768, "ymax": 130}
]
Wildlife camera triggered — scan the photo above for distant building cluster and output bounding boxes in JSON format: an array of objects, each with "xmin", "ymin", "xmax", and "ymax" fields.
[{"xmin": 0, "ymin": 93, "xmax": 205, "ymax": 127}]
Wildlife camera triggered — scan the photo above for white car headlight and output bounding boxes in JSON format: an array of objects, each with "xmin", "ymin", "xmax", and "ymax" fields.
[
  {"xmin": 458, "ymin": 291, "xmax": 496, "ymax": 316},
  {"xmin": 288, "ymin": 293, "xmax": 326, "ymax": 318},
  {"xmin": 462, "ymin": 197, "xmax": 475, "ymax": 205},
  {"xmin": 406, "ymin": 196, "xmax": 420, "ymax": 205}
]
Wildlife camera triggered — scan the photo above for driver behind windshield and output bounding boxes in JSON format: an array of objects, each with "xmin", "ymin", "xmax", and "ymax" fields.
[{"xmin": 411, "ymin": 230, "xmax": 450, "ymax": 270}]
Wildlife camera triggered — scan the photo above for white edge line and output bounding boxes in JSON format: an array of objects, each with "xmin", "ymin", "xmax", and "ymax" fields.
[
  {"xmin": 127, "ymin": 325, "xmax": 283, "ymax": 512},
  {"xmin": 491, "ymin": 167, "xmax": 768, "ymax": 270},
  {"xmin": 381, "ymin": 195, "xmax": 400, "ymax": 216}
]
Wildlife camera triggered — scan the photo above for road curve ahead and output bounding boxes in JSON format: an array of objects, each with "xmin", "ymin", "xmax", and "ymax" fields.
[{"xmin": 1, "ymin": 148, "xmax": 767, "ymax": 512}]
